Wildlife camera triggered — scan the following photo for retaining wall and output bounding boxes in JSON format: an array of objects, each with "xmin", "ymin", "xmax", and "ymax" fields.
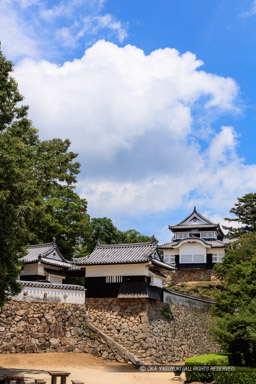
[
  {"xmin": 86, "ymin": 298, "xmax": 220, "ymax": 363},
  {"xmin": 0, "ymin": 298, "xmax": 220, "ymax": 364},
  {"xmin": 164, "ymin": 270, "xmax": 218, "ymax": 285},
  {"xmin": 0, "ymin": 300, "xmax": 125, "ymax": 362}
]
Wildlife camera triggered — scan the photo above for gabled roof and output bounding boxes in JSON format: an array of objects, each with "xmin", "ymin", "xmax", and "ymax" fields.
[
  {"xmin": 178, "ymin": 207, "xmax": 215, "ymax": 226},
  {"xmin": 23, "ymin": 239, "xmax": 71, "ymax": 268},
  {"xmin": 73, "ymin": 241, "xmax": 161, "ymax": 266},
  {"xmin": 168, "ymin": 207, "xmax": 224, "ymax": 235}
]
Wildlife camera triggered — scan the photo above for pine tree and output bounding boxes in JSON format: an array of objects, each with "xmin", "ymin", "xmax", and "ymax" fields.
[{"xmin": 224, "ymin": 193, "xmax": 256, "ymax": 238}]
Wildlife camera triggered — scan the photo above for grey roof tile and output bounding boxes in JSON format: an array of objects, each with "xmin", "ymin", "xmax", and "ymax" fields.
[
  {"xmin": 159, "ymin": 238, "xmax": 227, "ymax": 249},
  {"xmin": 23, "ymin": 241, "xmax": 71, "ymax": 268},
  {"xmin": 74, "ymin": 242, "xmax": 158, "ymax": 265},
  {"xmin": 177, "ymin": 207, "xmax": 215, "ymax": 226},
  {"xmin": 169, "ymin": 224, "xmax": 219, "ymax": 230},
  {"xmin": 40, "ymin": 258, "xmax": 71, "ymax": 268},
  {"xmin": 17, "ymin": 280, "xmax": 85, "ymax": 291}
]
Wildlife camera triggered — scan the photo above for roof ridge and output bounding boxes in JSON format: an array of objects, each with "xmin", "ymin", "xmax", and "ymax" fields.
[
  {"xmin": 29, "ymin": 242, "xmax": 54, "ymax": 248},
  {"xmin": 176, "ymin": 207, "xmax": 215, "ymax": 226},
  {"xmin": 96, "ymin": 241, "xmax": 155, "ymax": 248}
]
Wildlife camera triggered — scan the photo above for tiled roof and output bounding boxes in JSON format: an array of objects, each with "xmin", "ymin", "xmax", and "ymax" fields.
[
  {"xmin": 74, "ymin": 241, "xmax": 159, "ymax": 265},
  {"xmin": 17, "ymin": 280, "xmax": 86, "ymax": 291},
  {"xmin": 168, "ymin": 208, "xmax": 224, "ymax": 234},
  {"xmin": 40, "ymin": 258, "xmax": 71, "ymax": 268},
  {"xmin": 169, "ymin": 224, "xmax": 218, "ymax": 230},
  {"xmin": 68, "ymin": 264, "xmax": 83, "ymax": 271},
  {"xmin": 177, "ymin": 207, "xmax": 215, "ymax": 226},
  {"xmin": 203, "ymin": 239, "xmax": 228, "ymax": 248},
  {"xmin": 23, "ymin": 240, "xmax": 71, "ymax": 268},
  {"xmin": 159, "ymin": 238, "xmax": 227, "ymax": 249}
]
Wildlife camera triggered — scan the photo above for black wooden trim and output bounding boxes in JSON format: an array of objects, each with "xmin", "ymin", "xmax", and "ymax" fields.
[
  {"xmin": 20, "ymin": 275, "xmax": 47, "ymax": 281},
  {"xmin": 175, "ymin": 255, "xmax": 180, "ymax": 269},
  {"xmin": 207, "ymin": 254, "xmax": 213, "ymax": 269}
]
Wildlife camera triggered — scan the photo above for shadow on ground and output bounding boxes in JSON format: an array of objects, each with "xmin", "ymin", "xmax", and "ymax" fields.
[{"xmin": 0, "ymin": 368, "xmax": 48, "ymax": 383}]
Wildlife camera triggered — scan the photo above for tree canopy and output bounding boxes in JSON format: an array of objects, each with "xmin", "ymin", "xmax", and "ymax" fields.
[
  {"xmin": 0, "ymin": 45, "xmax": 92, "ymax": 303},
  {"xmin": 87, "ymin": 217, "xmax": 153, "ymax": 253},
  {"xmin": 224, "ymin": 193, "xmax": 256, "ymax": 238},
  {"xmin": 213, "ymin": 232, "xmax": 256, "ymax": 367}
]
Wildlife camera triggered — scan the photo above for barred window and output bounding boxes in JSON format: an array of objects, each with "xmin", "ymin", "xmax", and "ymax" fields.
[{"xmin": 106, "ymin": 276, "xmax": 123, "ymax": 283}]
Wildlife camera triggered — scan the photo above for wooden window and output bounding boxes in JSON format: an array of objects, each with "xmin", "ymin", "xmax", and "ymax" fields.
[
  {"xmin": 212, "ymin": 253, "xmax": 224, "ymax": 263},
  {"xmin": 164, "ymin": 255, "xmax": 176, "ymax": 265},
  {"xmin": 180, "ymin": 253, "xmax": 205, "ymax": 263},
  {"xmin": 200, "ymin": 232, "xmax": 217, "ymax": 239},
  {"xmin": 175, "ymin": 232, "xmax": 189, "ymax": 240},
  {"xmin": 106, "ymin": 276, "xmax": 123, "ymax": 283}
]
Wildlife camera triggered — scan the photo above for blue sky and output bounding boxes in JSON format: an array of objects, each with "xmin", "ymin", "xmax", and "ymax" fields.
[{"xmin": 1, "ymin": 0, "xmax": 256, "ymax": 242}]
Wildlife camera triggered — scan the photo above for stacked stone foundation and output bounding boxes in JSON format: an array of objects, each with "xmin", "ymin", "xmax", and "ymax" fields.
[
  {"xmin": 164, "ymin": 270, "xmax": 218, "ymax": 285},
  {"xmin": 86, "ymin": 298, "xmax": 220, "ymax": 363},
  {"xmin": 0, "ymin": 298, "xmax": 220, "ymax": 364},
  {"xmin": 0, "ymin": 301, "xmax": 125, "ymax": 362}
]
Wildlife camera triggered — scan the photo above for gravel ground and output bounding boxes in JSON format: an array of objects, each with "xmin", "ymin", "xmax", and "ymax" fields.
[{"xmin": 0, "ymin": 353, "xmax": 186, "ymax": 384}]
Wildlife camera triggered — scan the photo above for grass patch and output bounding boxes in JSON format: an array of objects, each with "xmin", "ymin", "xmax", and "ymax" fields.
[{"xmin": 168, "ymin": 281, "xmax": 223, "ymax": 300}]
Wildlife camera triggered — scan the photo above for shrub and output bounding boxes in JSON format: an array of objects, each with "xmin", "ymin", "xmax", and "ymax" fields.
[
  {"xmin": 185, "ymin": 353, "xmax": 229, "ymax": 383},
  {"xmin": 161, "ymin": 305, "xmax": 173, "ymax": 319},
  {"xmin": 214, "ymin": 367, "xmax": 256, "ymax": 384}
]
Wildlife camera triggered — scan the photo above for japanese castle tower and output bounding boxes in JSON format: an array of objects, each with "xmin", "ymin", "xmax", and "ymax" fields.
[{"xmin": 158, "ymin": 207, "xmax": 227, "ymax": 282}]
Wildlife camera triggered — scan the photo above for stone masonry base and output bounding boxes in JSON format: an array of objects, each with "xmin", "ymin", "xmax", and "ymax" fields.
[
  {"xmin": 164, "ymin": 270, "xmax": 218, "ymax": 285},
  {"xmin": 0, "ymin": 298, "xmax": 220, "ymax": 364}
]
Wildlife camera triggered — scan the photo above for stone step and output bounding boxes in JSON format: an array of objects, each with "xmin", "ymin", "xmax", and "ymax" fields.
[{"xmin": 91, "ymin": 325, "xmax": 150, "ymax": 364}]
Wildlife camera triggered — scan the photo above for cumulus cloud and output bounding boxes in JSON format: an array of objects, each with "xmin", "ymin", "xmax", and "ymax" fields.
[
  {"xmin": 15, "ymin": 41, "xmax": 238, "ymax": 156},
  {"xmin": 0, "ymin": 0, "xmax": 127, "ymax": 61},
  {"xmin": 0, "ymin": 1, "xmax": 40, "ymax": 60},
  {"xmin": 13, "ymin": 40, "xmax": 256, "ymax": 219}
]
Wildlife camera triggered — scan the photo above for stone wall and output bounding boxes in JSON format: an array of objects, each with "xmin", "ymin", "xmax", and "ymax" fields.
[
  {"xmin": 0, "ymin": 298, "xmax": 220, "ymax": 365},
  {"xmin": 164, "ymin": 270, "xmax": 218, "ymax": 285},
  {"xmin": 86, "ymin": 298, "xmax": 220, "ymax": 364},
  {"xmin": 147, "ymin": 301, "xmax": 219, "ymax": 363},
  {"xmin": 0, "ymin": 301, "xmax": 124, "ymax": 362}
]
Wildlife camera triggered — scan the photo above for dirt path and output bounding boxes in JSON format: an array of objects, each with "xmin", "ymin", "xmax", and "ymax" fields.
[{"xmin": 0, "ymin": 353, "xmax": 186, "ymax": 383}]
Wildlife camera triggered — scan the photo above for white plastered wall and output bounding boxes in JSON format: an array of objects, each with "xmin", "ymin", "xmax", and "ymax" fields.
[
  {"xmin": 179, "ymin": 243, "xmax": 206, "ymax": 256},
  {"xmin": 85, "ymin": 263, "xmax": 148, "ymax": 277},
  {"xmin": 20, "ymin": 263, "xmax": 39, "ymax": 276}
]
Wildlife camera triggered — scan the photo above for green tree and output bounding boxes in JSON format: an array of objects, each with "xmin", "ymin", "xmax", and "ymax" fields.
[
  {"xmin": 0, "ymin": 46, "xmax": 91, "ymax": 304},
  {"xmin": 118, "ymin": 229, "xmax": 153, "ymax": 244},
  {"xmin": 88, "ymin": 217, "xmax": 120, "ymax": 251},
  {"xmin": 0, "ymin": 46, "xmax": 41, "ymax": 305},
  {"xmin": 88, "ymin": 217, "xmax": 154, "ymax": 252},
  {"xmin": 224, "ymin": 193, "xmax": 256, "ymax": 238},
  {"xmin": 213, "ymin": 233, "xmax": 256, "ymax": 367},
  {"xmin": 31, "ymin": 186, "xmax": 92, "ymax": 259}
]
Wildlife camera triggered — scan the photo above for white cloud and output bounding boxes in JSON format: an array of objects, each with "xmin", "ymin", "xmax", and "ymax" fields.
[
  {"xmin": 241, "ymin": 0, "xmax": 256, "ymax": 18},
  {"xmin": 13, "ymin": 40, "xmax": 256, "ymax": 219},
  {"xmin": 0, "ymin": 1, "xmax": 40, "ymax": 60},
  {"xmin": 15, "ymin": 41, "xmax": 238, "ymax": 155},
  {"xmin": 0, "ymin": 0, "xmax": 127, "ymax": 61},
  {"xmin": 57, "ymin": 14, "xmax": 128, "ymax": 47}
]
